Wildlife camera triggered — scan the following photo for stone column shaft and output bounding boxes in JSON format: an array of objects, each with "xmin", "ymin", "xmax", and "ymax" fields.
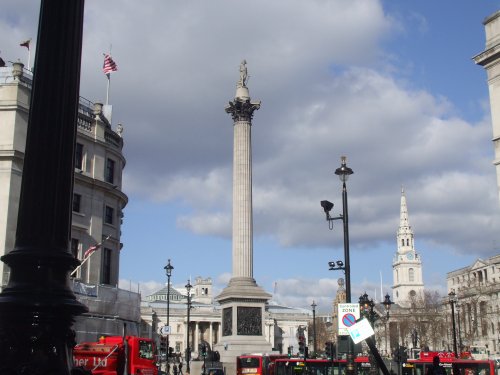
[{"xmin": 232, "ymin": 119, "xmax": 253, "ymax": 279}]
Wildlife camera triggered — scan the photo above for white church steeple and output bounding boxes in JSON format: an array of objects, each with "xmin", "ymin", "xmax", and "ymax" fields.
[{"xmin": 392, "ymin": 187, "xmax": 424, "ymax": 306}]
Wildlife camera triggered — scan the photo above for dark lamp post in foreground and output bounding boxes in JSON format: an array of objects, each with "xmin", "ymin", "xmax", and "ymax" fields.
[
  {"xmin": 311, "ymin": 300, "xmax": 317, "ymax": 355},
  {"xmin": 321, "ymin": 156, "xmax": 354, "ymax": 375},
  {"xmin": 448, "ymin": 290, "xmax": 458, "ymax": 357},
  {"xmin": 164, "ymin": 259, "xmax": 174, "ymax": 372},
  {"xmin": 0, "ymin": 1, "xmax": 87, "ymax": 373},
  {"xmin": 185, "ymin": 280, "xmax": 193, "ymax": 374}
]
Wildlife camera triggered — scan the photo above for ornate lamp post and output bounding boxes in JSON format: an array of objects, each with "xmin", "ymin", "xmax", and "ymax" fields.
[
  {"xmin": 321, "ymin": 156, "xmax": 354, "ymax": 375},
  {"xmin": 382, "ymin": 294, "xmax": 394, "ymax": 356},
  {"xmin": 164, "ymin": 259, "xmax": 174, "ymax": 372},
  {"xmin": 311, "ymin": 301, "xmax": 317, "ymax": 355},
  {"xmin": 185, "ymin": 280, "xmax": 193, "ymax": 374},
  {"xmin": 448, "ymin": 290, "xmax": 458, "ymax": 357}
]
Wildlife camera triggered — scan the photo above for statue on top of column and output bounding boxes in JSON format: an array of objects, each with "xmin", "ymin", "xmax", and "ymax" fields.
[{"xmin": 238, "ymin": 59, "xmax": 248, "ymax": 88}]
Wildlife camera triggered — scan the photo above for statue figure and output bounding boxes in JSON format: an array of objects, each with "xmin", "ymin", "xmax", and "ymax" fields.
[
  {"xmin": 116, "ymin": 123, "xmax": 123, "ymax": 137},
  {"xmin": 238, "ymin": 59, "xmax": 248, "ymax": 88}
]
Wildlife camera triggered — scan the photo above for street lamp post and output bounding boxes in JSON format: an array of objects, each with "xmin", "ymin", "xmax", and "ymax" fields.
[
  {"xmin": 165, "ymin": 259, "xmax": 174, "ymax": 373},
  {"xmin": 448, "ymin": 290, "xmax": 458, "ymax": 357},
  {"xmin": 311, "ymin": 301, "xmax": 317, "ymax": 355},
  {"xmin": 382, "ymin": 294, "xmax": 394, "ymax": 357},
  {"xmin": 456, "ymin": 303, "xmax": 463, "ymax": 353},
  {"xmin": 185, "ymin": 280, "xmax": 193, "ymax": 374},
  {"xmin": 321, "ymin": 156, "xmax": 354, "ymax": 375}
]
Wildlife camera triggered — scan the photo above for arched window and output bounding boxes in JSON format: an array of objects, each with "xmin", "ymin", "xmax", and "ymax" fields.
[
  {"xmin": 401, "ymin": 239, "xmax": 404, "ymax": 246},
  {"xmin": 406, "ymin": 239, "xmax": 409, "ymax": 246},
  {"xmin": 409, "ymin": 268, "xmax": 415, "ymax": 282}
]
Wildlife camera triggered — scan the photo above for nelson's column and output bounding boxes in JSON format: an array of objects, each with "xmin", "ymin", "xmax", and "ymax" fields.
[{"xmin": 215, "ymin": 61, "xmax": 272, "ymax": 363}]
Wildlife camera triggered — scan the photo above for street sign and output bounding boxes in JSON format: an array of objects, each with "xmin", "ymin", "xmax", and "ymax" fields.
[
  {"xmin": 347, "ymin": 318, "xmax": 374, "ymax": 344},
  {"xmin": 159, "ymin": 325, "xmax": 171, "ymax": 336},
  {"xmin": 337, "ymin": 303, "xmax": 360, "ymax": 336}
]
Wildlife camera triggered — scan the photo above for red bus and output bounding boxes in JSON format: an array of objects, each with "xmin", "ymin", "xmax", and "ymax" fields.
[
  {"xmin": 273, "ymin": 356, "xmax": 372, "ymax": 375},
  {"xmin": 237, "ymin": 353, "xmax": 290, "ymax": 375},
  {"xmin": 402, "ymin": 351, "xmax": 496, "ymax": 375}
]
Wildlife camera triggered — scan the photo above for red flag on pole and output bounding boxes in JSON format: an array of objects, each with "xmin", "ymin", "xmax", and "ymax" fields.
[
  {"xmin": 83, "ymin": 235, "xmax": 112, "ymax": 259},
  {"xmin": 20, "ymin": 39, "xmax": 31, "ymax": 50},
  {"xmin": 103, "ymin": 54, "xmax": 118, "ymax": 75}
]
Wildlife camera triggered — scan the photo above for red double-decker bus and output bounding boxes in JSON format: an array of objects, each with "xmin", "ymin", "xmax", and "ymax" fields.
[
  {"xmin": 402, "ymin": 351, "xmax": 496, "ymax": 375},
  {"xmin": 273, "ymin": 356, "xmax": 372, "ymax": 375},
  {"xmin": 237, "ymin": 353, "xmax": 289, "ymax": 375}
]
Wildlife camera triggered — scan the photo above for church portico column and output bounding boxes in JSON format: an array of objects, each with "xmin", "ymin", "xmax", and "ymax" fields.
[
  {"xmin": 209, "ymin": 322, "xmax": 213, "ymax": 348},
  {"xmin": 195, "ymin": 321, "xmax": 199, "ymax": 351}
]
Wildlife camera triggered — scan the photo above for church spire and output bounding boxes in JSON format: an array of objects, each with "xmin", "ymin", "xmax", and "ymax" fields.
[
  {"xmin": 397, "ymin": 186, "xmax": 414, "ymax": 254},
  {"xmin": 392, "ymin": 187, "xmax": 424, "ymax": 306}
]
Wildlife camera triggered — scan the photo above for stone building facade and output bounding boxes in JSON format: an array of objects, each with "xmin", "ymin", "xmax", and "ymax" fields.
[
  {"xmin": 446, "ymin": 254, "xmax": 500, "ymax": 356},
  {"xmin": 0, "ymin": 62, "xmax": 138, "ymax": 342},
  {"xmin": 140, "ymin": 277, "xmax": 311, "ymax": 359}
]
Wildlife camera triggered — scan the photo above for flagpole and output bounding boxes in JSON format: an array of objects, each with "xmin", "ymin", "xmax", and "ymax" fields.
[
  {"xmin": 27, "ymin": 48, "xmax": 31, "ymax": 71},
  {"xmin": 71, "ymin": 252, "xmax": 92, "ymax": 277},
  {"xmin": 106, "ymin": 73, "xmax": 110, "ymax": 105},
  {"xmin": 71, "ymin": 234, "xmax": 111, "ymax": 277}
]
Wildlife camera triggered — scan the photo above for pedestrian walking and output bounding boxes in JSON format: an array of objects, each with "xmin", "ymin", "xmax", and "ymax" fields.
[
  {"xmin": 173, "ymin": 364, "xmax": 178, "ymax": 375},
  {"xmin": 178, "ymin": 361, "xmax": 183, "ymax": 375}
]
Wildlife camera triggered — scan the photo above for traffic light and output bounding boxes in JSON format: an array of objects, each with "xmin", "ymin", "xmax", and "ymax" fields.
[
  {"xmin": 201, "ymin": 343, "xmax": 207, "ymax": 357},
  {"xmin": 325, "ymin": 342, "xmax": 333, "ymax": 359},
  {"xmin": 169, "ymin": 347, "xmax": 174, "ymax": 356},
  {"xmin": 160, "ymin": 337, "xmax": 167, "ymax": 353},
  {"xmin": 298, "ymin": 341, "xmax": 305, "ymax": 354},
  {"xmin": 304, "ymin": 347, "xmax": 309, "ymax": 360},
  {"xmin": 400, "ymin": 346, "xmax": 408, "ymax": 363},
  {"xmin": 287, "ymin": 346, "xmax": 292, "ymax": 357}
]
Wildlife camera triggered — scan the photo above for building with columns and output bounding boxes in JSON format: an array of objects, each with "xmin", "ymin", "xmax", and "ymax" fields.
[
  {"xmin": 392, "ymin": 188, "xmax": 424, "ymax": 307},
  {"xmin": 446, "ymin": 255, "xmax": 500, "ymax": 356},
  {"xmin": 139, "ymin": 277, "xmax": 311, "ymax": 361},
  {"xmin": 474, "ymin": 10, "xmax": 500, "ymax": 204},
  {"xmin": 0, "ymin": 62, "xmax": 139, "ymax": 342}
]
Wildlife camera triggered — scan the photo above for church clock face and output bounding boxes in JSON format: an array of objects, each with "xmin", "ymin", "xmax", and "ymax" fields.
[{"xmin": 406, "ymin": 252, "xmax": 414, "ymax": 260}]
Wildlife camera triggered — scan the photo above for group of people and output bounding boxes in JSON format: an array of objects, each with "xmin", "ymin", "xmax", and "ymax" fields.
[{"xmin": 166, "ymin": 361, "xmax": 183, "ymax": 375}]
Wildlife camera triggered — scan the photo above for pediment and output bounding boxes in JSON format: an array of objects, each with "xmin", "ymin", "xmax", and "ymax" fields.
[{"xmin": 470, "ymin": 259, "xmax": 487, "ymax": 270}]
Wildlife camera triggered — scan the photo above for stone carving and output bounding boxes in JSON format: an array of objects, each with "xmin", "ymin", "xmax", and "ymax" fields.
[
  {"xmin": 237, "ymin": 306, "xmax": 262, "ymax": 336},
  {"xmin": 222, "ymin": 307, "xmax": 232, "ymax": 336},
  {"xmin": 238, "ymin": 60, "xmax": 248, "ymax": 88},
  {"xmin": 225, "ymin": 99, "xmax": 261, "ymax": 122}
]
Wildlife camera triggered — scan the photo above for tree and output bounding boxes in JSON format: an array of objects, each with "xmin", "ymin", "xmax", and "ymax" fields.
[{"xmin": 308, "ymin": 318, "xmax": 334, "ymax": 354}]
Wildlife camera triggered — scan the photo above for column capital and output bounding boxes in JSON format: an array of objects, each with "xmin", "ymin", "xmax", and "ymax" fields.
[{"xmin": 225, "ymin": 98, "xmax": 261, "ymax": 122}]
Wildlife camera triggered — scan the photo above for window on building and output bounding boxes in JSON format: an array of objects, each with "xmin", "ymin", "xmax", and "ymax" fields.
[
  {"xmin": 71, "ymin": 238, "xmax": 79, "ymax": 259},
  {"xmin": 73, "ymin": 193, "xmax": 82, "ymax": 213},
  {"xmin": 105, "ymin": 206, "xmax": 114, "ymax": 225},
  {"xmin": 409, "ymin": 268, "xmax": 414, "ymax": 282},
  {"xmin": 105, "ymin": 158, "xmax": 115, "ymax": 184},
  {"xmin": 102, "ymin": 248, "xmax": 112, "ymax": 285},
  {"xmin": 75, "ymin": 143, "xmax": 84, "ymax": 170},
  {"xmin": 401, "ymin": 239, "xmax": 404, "ymax": 246},
  {"xmin": 406, "ymin": 239, "xmax": 409, "ymax": 246}
]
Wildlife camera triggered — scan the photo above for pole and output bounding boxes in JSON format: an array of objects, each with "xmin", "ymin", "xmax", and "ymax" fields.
[
  {"xmin": 451, "ymin": 299, "xmax": 458, "ymax": 357},
  {"xmin": 312, "ymin": 304, "xmax": 317, "ymax": 354},
  {"xmin": 342, "ymin": 181, "xmax": 355, "ymax": 375},
  {"xmin": 186, "ymin": 281, "xmax": 192, "ymax": 374},
  {"xmin": 167, "ymin": 274, "xmax": 171, "ymax": 372},
  {"xmin": 0, "ymin": 1, "xmax": 87, "ymax": 373},
  {"xmin": 457, "ymin": 307, "xmax": 462, "ymax": 354}
]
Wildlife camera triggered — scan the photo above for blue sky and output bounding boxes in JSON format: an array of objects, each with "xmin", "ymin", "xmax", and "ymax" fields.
[{"xmin": 2, "ymin": 1, "xmax": 500, "ymax": 313}]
